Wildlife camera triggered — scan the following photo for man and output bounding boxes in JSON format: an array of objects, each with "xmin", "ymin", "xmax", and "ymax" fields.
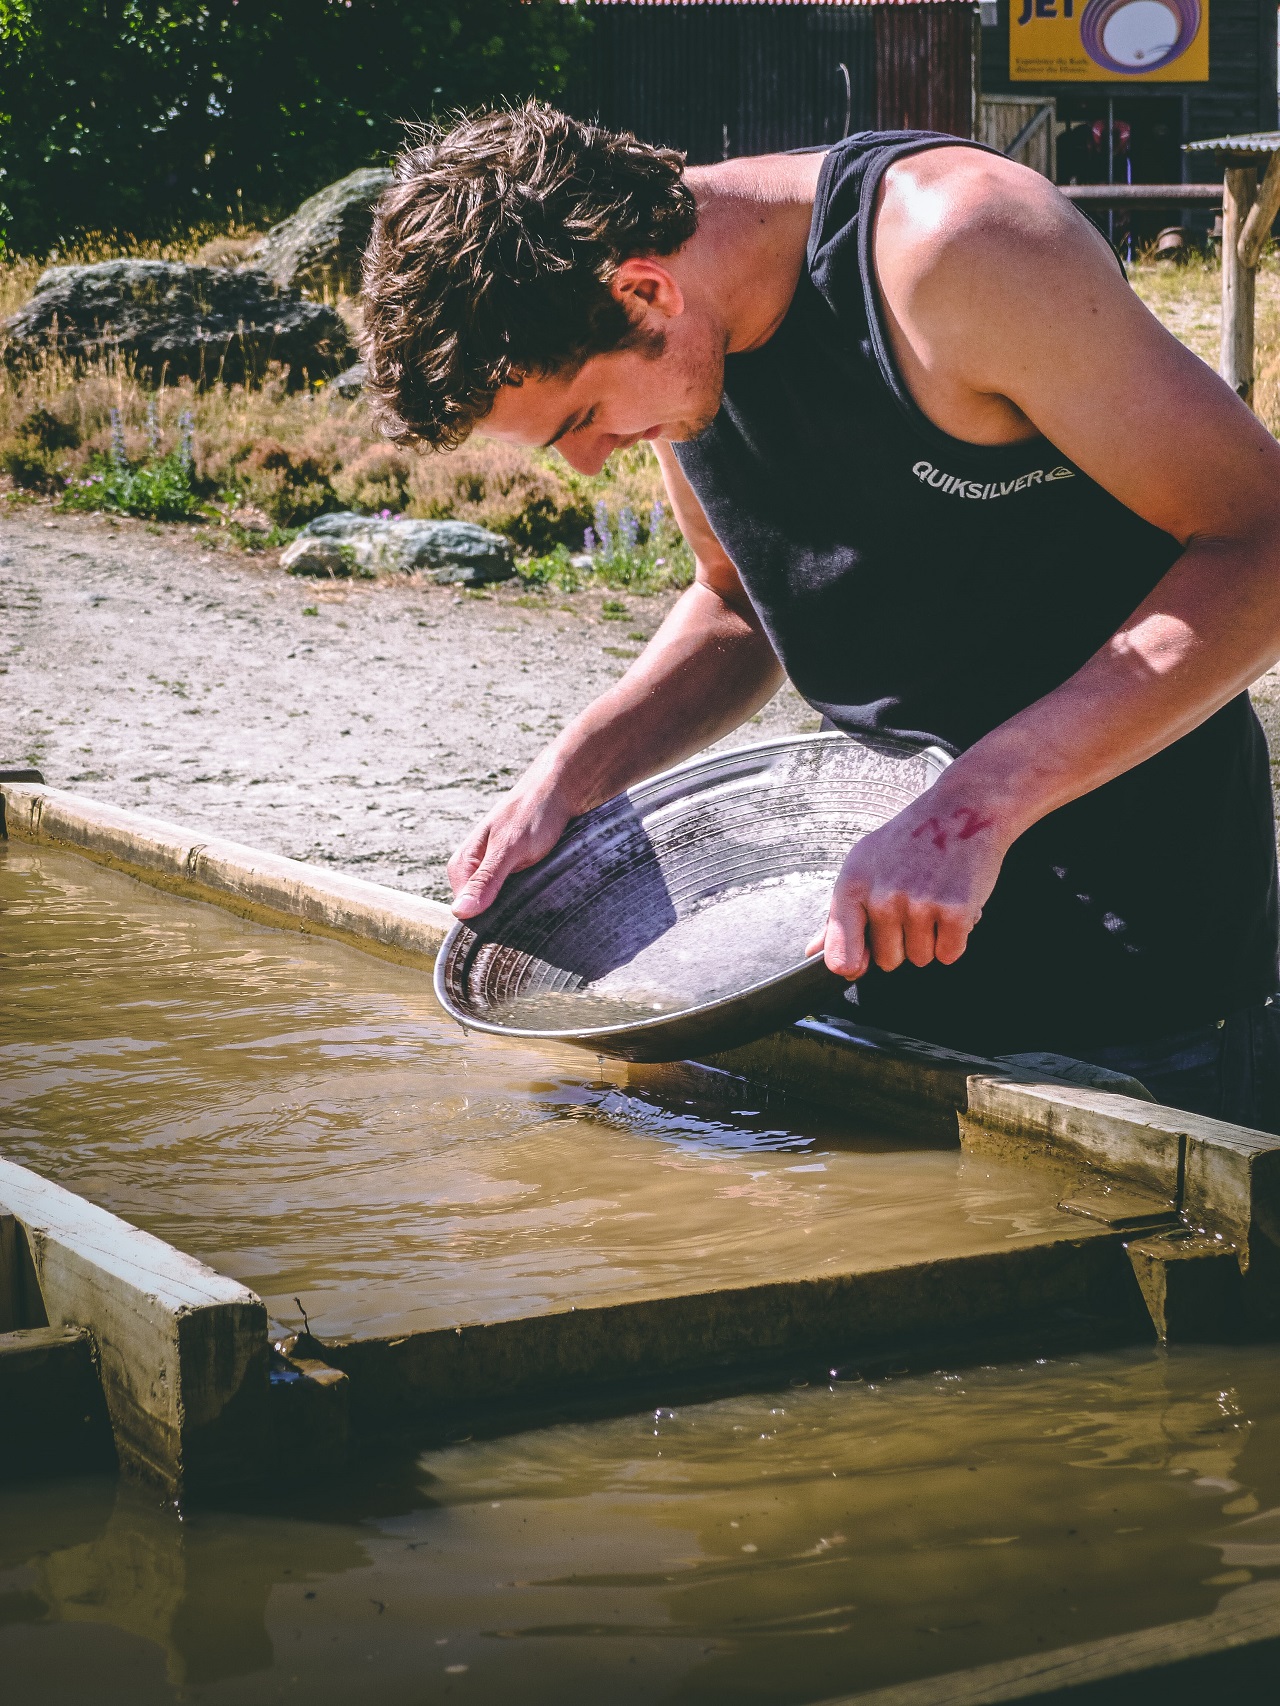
[{"xmin": 362, "ymin": 102, "xmax": 1280, "ymax": 1123}]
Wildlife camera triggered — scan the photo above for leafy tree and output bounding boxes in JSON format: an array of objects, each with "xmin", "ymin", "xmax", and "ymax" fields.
[{"xmin": 0, "ymin": 0, "xmax": 589, "ymax": 254}]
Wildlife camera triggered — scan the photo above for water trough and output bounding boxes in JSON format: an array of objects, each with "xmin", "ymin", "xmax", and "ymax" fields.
[{"xmin": 5, "ymin": 775, "xmax": 1280, "ymax": 1698}]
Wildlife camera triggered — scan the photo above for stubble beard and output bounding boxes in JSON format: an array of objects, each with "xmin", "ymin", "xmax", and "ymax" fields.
[{"xmin": 654, "ymin": 327, "xmax": 726, "ymax": 443}]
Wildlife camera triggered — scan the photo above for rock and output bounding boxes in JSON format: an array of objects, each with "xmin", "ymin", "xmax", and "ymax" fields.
[
  {"xmin": 327, "ymin": 362, "xmax": 367, "ymax": 399},
  {"xmin": 3, "ymin": 260, "xmax": 352, "ymax": 387},
  {"xmin": 282, "ymin": 513, "xmax": 514, "ymax": 585},
  {"xmin": 243, "ymin": 168, "xmax": 392, "ymax": 297}
]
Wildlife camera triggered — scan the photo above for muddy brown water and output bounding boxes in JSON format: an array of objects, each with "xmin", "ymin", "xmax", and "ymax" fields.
[
  {"xmin": 6, "ymin": 845, "xmax": 1280, "ymax": 1700},
  {"xmin": 3, "ymin": 1348, "xmax": 1280, "ymax": 1704},
  {"xmin": 2, "ymin": 843, "xmax": 1083, "ymax": 1343}
]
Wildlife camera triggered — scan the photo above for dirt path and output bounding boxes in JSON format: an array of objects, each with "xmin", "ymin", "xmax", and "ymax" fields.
[
  {"xmin": 7, "ymin": 507, "xmax": 1280, "ymax": 902},
  {"xmin": 0, "ymin": 509, "xmax": 816, "ymax": 899}
]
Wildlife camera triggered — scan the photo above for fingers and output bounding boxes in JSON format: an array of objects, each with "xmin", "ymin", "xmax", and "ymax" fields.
[
  {"xmin": 447, "ymin": 790, "xmax": 573, "ymax": 920},
  {"xmin": 446, "ymin": 824, "xmax": 489, "ymax": 898},
  {"xmin": 816, "ymin": 889, "xmax": 974, "ymax": 978},
  {"xmin": 447, "ymin": 819, "xmax": 515, "ymax": 920},
  {"xmin": 934, "ymin": 904, "xmax": 977, "ymax": 966},
  {"xmin": 451, "ymin": 850, "xmax": 508, "ymax": 920},
  {"xmin": 821, "ymin": 895, "xmax": 870, "ymax": 981}
]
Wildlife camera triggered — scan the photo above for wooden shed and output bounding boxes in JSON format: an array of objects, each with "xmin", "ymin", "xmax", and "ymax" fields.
[{"xmin": 564, "ymin": 0, "xmax": 982, "ymax": 161}]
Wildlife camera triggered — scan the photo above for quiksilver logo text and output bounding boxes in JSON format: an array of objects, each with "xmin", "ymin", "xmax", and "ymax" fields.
[{"xmin": 912, "ymin": 460, "xmax": 1075, "ymax": 499}]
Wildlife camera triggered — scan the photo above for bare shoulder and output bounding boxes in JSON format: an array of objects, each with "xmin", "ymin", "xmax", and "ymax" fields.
[
  {"xmin": 689, "ymin": 148, "xmax": 827, "ymax": 205},
  {"xmin": 872, "ymin": 142, "xmax": 1155, "ymax": 418},
  {"xmin": 875, "ymin": 145, "xmax": 1121, "ymax": 329},
  {"xmin": 869, "ymin": 143, "xmax": 1280, "ymax": 545}
]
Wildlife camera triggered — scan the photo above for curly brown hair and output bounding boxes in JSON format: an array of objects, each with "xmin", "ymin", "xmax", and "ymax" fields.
[{"xmin": 360, "ymin": 101, "xmax": 699, "ymax": 452}]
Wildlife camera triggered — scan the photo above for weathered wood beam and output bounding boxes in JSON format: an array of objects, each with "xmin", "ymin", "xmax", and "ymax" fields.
[
  {"xmin": 0, "ymin": 1157, "xmax": 269, "ymax": 1493},
  {"xmin": 1221, "ymin": 165, "xmax": 1258, "ymax": 405},
  {"xmin": 1238, "ymin": 149, "xmax": 1280, "ymax": 269}
]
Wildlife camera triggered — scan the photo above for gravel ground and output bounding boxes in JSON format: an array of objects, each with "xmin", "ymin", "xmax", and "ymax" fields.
[
  {"xmin": 0, "ymin": 508, "xmax": 816, "ymax": 899},
  {"xmin": 6, "ymin": 507, "xmax": 1280, "ymax": 902}
]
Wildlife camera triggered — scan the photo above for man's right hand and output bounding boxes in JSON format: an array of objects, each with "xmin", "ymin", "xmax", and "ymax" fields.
[
  {"xmin": 445, "ymin": 443, "xmax": 785, "ymax": 922},
  {"xmin": 446, "ymin": 774, "xmax": 577, "ymax": 920}
]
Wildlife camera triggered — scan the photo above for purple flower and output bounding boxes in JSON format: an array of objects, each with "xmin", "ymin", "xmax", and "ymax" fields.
[{"xmin": 592, "ymin": 500, "xmax": 612, "ymax": 557}]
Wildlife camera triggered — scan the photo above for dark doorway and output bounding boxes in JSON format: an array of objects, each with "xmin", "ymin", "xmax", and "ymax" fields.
[{"xmin": 1056, "ymin": 92, "xmax": 1186, "ymax": 250}]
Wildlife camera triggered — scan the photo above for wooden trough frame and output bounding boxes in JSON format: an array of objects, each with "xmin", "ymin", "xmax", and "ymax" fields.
[
  {"xmin": 7, "ymin": 777, "xmax": 1280, "ymax": 1699},
  {"xmin": 5, "ymin": 778, "xmax": 1280, "ymax": 1457}
]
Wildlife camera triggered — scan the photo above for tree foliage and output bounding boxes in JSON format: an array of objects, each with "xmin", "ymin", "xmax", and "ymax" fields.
[{"xmin": 0, "ymin": 0, "xmax": 589, "ymax": 255}]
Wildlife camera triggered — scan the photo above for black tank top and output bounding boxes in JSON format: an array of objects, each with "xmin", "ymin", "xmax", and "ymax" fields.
[{"xmin": 673, "ymin": 130, "xmax": 1279, "ymax": 1056}]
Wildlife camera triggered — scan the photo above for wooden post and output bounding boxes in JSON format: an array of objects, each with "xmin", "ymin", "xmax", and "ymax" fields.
[{"xmin": 1221, "ymin": 165, "xmax": 1258, "ymax": 405}]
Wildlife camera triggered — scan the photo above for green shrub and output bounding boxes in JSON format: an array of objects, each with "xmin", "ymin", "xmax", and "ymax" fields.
[
  {"xmin": 0, "ymin": 436, "xmax": 63, "ymax": 491},
  {"xmin": 59, "ymin": 403, "xmax": 203, "ymax": 520},
  {"xmin": 222, "ymin": 436, "xmax": 337, "ymax": 526},
  {"xmin": 331, "ymin": 441, "xmax": 413, "ymax": 515},
  {"xmin": 583, "ymin": 499, "xmax": 694, "ymax": 594},
  {"xmin": 0, "ymin": 401, "xmax": 82, "ymax": 491},
  {"xmin": 516, "ymin": 544, "xmax": 588, "ymax": 593}
]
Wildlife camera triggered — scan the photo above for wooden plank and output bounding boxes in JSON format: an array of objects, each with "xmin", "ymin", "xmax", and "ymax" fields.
[
  {"xmin": 823, "ymin": 1584, "xmax": 1280, "ymax": 1704},
  {"xmin": 0, "ymin": 1212, "xmax": 20, "ymax": 1333},
  {"xmin": 710, "ymin": 1014, "xmax": 990, "ymax": 1141},
  {"xmin": 0, "ymin": 1157, "xmax": 269, "ymax": 1493},
  {"xmin": 960, "ymin": 1077, "xmax": 1185, "ymax": 1199},
  {"xmin": 321, "ymin": 1234, "xmax": 1145, "ymax": 1441},
  {"xmin": 1061, "ymin": 184, "xmax": 1221, "ymax": 206},
  {"xmin": 0, "ymin": 781, "xmax": 453, "ymax": 969}
]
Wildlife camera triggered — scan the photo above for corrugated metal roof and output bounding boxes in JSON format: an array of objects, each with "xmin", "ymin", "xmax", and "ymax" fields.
[{"xmin": 1185, "ymin": 132, "xmax": 1280, "ymax": 155}]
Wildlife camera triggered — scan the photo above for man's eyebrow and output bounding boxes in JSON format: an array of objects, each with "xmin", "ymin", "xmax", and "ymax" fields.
[
  {"xmin": 541, "ymin": 408, "xmax": 582, "ymax": 450},
  {"xmin": 542, "ymin": 400, "xmax": 600, "ymax": 446}
]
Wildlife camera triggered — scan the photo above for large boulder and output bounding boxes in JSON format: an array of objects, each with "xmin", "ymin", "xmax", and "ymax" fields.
[
  {"xmin": 243, "ymin": 167, "xmax": 392, "ymax": 297},
  {"xmin": 281, "ymin": 513, "xmax": 515, "ymax": 586},
  {"xmin": 2, "ymin": 260, "xmax": 352, "ymax": 387}
]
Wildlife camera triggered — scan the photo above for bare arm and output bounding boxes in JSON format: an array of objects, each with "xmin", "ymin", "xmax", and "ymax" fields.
[
  {"xmin": 447, "ymin": 443, "xmax": 782, "ymax": 917},
  {"xmin": 813, "ymin": 150, "xmax": 1280, "ymax": 979}
]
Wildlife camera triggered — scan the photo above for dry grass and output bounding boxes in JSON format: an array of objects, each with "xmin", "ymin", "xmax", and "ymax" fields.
[
  {"xmin": 0, "ymin": 233, "xmax": 672, "ymax": 569},
  {"xmin": 4, "ymin": 234, "xmax": 1277, "ymax": 572},
  {"xmin": 1129, "ymin": 246, "xmax": 1280, "ymax": 435}
]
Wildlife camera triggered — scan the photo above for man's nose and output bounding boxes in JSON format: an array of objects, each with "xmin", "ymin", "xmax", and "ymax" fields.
[{"xmin": 555, "ymin": 439, "xmax": 612, "ymax": 477}]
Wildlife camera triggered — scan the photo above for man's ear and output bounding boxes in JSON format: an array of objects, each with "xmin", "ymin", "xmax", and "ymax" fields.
[{"xmin": 610, "ymin": 257, "xmax": 685, "ymax": 319}]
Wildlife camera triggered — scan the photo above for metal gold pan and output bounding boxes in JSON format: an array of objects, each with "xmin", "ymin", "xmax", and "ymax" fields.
[{"xmin": 434, "ymin": 731, "xmax": 952, "ymax": 1063}]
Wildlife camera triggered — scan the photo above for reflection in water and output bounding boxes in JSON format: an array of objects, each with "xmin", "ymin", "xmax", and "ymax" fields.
[
  {"xmin": 3, "ymin": 1348, "xmax": 1280, "ymax": 1704},
  {"xmin": 1, "ymin": 846, "xmax": 1084, "ymax": 1342}
]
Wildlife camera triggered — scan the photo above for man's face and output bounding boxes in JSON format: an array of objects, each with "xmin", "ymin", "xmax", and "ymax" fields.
[{"xmin": 480, "ymin": 316, "xmax": 725, "ymax": 476}]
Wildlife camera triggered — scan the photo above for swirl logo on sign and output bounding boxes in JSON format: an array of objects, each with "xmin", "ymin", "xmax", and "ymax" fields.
[{"xmin": 1079, "ymin": 0, "xmax": 1201, "ymax": 73}]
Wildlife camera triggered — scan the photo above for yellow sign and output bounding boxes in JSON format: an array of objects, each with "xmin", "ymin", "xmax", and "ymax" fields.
[{"xmin": 1010, "ymin": 0, "xmax": 1209, "ymax": 82}]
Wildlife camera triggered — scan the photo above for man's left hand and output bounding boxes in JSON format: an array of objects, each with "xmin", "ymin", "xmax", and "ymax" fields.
[{"xmin": 805, "ymin": 787, "xmax": 1012, "ymax": 979}]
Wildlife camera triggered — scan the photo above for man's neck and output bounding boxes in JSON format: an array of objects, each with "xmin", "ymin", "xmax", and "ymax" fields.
[{"xmin": 681, "ymin": 152, "xmax": 827, "ymax": 355}]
